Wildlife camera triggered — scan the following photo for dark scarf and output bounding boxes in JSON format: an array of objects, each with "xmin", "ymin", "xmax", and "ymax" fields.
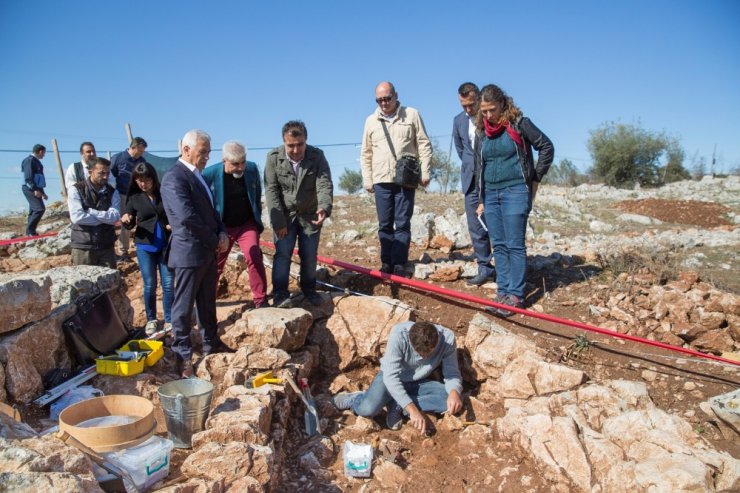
[{"xmin": 484, "ymin": 119, "xmax": 523, "ymax": 146}]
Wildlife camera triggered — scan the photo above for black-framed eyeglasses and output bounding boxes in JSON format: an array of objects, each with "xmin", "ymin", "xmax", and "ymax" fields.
[{"xmin": 375, "ymin": 96, "xmax": 394, "ymax": 104}]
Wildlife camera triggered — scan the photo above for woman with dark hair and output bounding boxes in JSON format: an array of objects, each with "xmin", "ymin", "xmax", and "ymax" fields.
[
  {"xmin": 121, "ymin": 162, "xmax": 173, "ymax": 335},
  {"xmin": 474, "ymin": 84, "xmax": 554, "ymax": 317}
]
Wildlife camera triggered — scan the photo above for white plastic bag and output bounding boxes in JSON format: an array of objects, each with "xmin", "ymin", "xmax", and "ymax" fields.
[
  {"xmin": 343, "ymin": 440, "xmax": 373, "ymax": 478},
  {"xmin": 50, "ymin": 385, "xmax": 103, "ymax": 421}
]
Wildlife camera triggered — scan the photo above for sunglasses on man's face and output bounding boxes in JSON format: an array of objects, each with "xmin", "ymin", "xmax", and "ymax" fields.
[{"xmin": 375, "ymin": 96, "xmax": 394, "ymax": 104}]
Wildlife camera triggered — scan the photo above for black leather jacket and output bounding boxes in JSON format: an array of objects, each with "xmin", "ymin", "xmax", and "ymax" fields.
[{"xmin": 474, "ymin": 116, "xmax": 554, "ymax": 200}]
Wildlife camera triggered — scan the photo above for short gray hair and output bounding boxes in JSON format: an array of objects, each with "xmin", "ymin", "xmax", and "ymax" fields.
[
  {"xmin": 181, "ymin": 129, "xmax": 210, "ymax": 149},
  {"xmin": 222, "ymin": 140, "xmax": 246, "ymax": 163}
]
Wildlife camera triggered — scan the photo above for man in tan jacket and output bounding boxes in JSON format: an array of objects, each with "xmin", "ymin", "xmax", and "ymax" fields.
[{"xmin": 360, "ymin": 81, "xmax": 433, "ymax": 277}]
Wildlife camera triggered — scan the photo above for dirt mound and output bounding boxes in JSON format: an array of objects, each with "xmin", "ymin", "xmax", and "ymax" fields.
[{"xmin": 614, "ymin": 198, "xmax": 733, "ymax": 227}]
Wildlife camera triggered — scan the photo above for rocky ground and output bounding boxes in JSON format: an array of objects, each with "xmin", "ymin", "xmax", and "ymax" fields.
[{"xmin": 0, "ymin": 176, "xmax": 739, "ymax": 492}]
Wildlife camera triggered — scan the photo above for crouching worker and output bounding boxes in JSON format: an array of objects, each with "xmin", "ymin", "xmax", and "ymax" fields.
[{"xmin": 333, "ymin": 321, "xmax": 463, "ymax": 434}]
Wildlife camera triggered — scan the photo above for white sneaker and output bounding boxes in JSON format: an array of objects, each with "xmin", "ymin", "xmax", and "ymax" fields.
[
  {"xmin": 332, "ymin": 392, "xmax": 362, "ymax": 411},
  {"xmin": 145, "ymin": 320, "xmax": 159, "ymax": 336}
]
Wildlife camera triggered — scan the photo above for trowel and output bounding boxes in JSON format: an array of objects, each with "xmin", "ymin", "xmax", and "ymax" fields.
[{"xmin": 284, "ymin": 374, "xmax": 321, "ymax": 436}]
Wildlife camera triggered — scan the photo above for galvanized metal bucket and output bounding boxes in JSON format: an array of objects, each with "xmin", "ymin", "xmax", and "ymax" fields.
[{"xmin": 157, "ymin": 378, "xmax": 214, "ymax": 449}]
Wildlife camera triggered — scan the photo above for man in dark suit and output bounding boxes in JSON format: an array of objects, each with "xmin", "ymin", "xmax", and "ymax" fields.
[
  {"xmin": 452, "ymin": 82, "xmax": 494, "ymax": 286},
  {"xmin": 21, "ymin": 144, "xmax": 48, "ymax": 236},
  {"xmin": 161, "ymin": 129, "xmax": 229, "ymax": 378}
]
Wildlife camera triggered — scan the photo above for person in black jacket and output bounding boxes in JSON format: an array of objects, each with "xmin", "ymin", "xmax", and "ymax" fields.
[
  {"xmin": 121, "ymin": 162, "xmax": 173, "ymax": 335},
  {"xmin": 21, "ymin": 144, "xmax": 48, "ymax": 236},
  {"xmin": 474, "ymin": 84, "xmax": 554, "ymax": 317}
]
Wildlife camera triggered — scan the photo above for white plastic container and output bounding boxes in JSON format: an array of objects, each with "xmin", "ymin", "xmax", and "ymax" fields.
[
  {"xmin": 343, "ymin": 440, "xmax": 373, "ymax": 478},
  {"xmin": 103, "ymin": 435, "xmax": 174, "ymax": 491}
]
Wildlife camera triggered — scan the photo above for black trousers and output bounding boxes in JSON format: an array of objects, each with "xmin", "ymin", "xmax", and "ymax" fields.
[
  {"xmin": 22, "ymin": 185, "xmax": 45, "ymax": 236},
  {"xmin": 170, "ymin": 256, "xmax": 219, "ymax": 362}
]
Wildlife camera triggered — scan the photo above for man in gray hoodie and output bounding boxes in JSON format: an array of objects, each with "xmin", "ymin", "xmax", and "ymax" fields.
[{"xmin": 333, "ymin": 320, "xmax": 463, "ymax": 434}]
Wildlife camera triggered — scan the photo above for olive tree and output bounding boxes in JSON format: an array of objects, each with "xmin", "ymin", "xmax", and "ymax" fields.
[
  {"xmin": 588, "ymin": 122, "xmax": 689, "ymax": 187},
  {"xmin": 338, "ymin": 168, "xmax": 363, "ymax": 194}
]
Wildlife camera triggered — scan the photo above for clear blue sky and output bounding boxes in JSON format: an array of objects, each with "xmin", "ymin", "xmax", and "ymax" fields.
[{"xmin": 1, "ymin": 0, "xmax": 738, "ymax": 214}]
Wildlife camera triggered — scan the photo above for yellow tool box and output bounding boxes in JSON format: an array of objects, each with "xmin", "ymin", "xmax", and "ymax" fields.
[{"xmin": 95, "ymin": 340, "xmax": 164, "ymax": 377}]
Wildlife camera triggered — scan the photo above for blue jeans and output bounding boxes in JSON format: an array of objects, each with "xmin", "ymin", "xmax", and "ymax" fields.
[
  {"xmin": 351, "ymin": 371, "xmax": 449, "ymax": 417},
  {"xmin": 374, "ymin": 183, "xmax": 415, "ymax": 266},
  {"xmin": 136, "ymin": 247, "xmax": 174, "ymax": 323},
  {"xmin": 483, "ymin": 183, "xmax": 530, "ymax": 298},
  {"xmin": 272, "ymin": 220, "xmax": 320, "ymax": 298}
]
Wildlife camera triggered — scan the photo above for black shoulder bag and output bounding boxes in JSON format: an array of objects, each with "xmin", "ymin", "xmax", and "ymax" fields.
[{"xmin": 380, "ymin": 119, "xmax": 421, "ymax": 189}]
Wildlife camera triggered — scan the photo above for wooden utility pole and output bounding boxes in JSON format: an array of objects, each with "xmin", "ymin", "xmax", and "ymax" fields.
[
  {"xmin": 51, "ymin": 138, "xmax": 67, "ymax": 198},
  {"xmin": 125, "ymin": 123, "xmax": 133, "ymax": 144}
]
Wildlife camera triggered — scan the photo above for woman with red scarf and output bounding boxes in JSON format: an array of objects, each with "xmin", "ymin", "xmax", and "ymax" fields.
[{"xmin": 474, "ymin": 84, "xmax": 554, "ymax": 317}]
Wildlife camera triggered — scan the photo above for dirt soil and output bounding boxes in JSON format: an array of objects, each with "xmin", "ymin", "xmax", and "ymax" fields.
[
  {"xmin": 267, "ymin": 194, "xmax": 740, "ymax": 491},
  {"xmin": 614, "ymin": 198, "xmax": 734, "ymax": 227},
  {"xmin": 2, "ymin": 192, "xmax": 739, "ymax": 492}
]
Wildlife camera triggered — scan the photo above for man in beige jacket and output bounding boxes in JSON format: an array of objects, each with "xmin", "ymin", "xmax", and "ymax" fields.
[{"xmin": 360, "ymin": 81, "xmax": 433, "ymax": 277}]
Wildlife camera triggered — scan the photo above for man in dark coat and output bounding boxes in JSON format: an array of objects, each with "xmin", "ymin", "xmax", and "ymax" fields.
[
  {"xmin": 452, "ymin": 82, "xmax": 494, "ymax": 286},
  {"xmin": 161, "ymin": 129, "xmax": 229, "ymax": 378},
  {"xmin": 264, "ymin": 121, "xmax": 333, "ymax": 308},
  {"xmin": 21, "ymin": 144, "xmax": 48, "ymax": 236}
]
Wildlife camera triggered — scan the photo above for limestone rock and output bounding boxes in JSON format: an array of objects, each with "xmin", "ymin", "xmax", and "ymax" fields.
[
  {"xmin": 192, "ymin": 386, "xmax": 273, "ymax": 449},
  {"xmin": 464, "ymin": 314, "xmax": 539, "ymax": 381},
  {"xmin": 0, "ymin": 352, "xmax": 43, "ymax": 404},
  {"xmin": 497, "ymin": 412, "xmax": 591, "ymax": 492},
  {"xmin": 580, "ymin": 427, "xmax": 626, "ymax": 487},
  {"xmin": 0, "ymin": 472, "xmax": 103, "ymax": 493},
  {"xmin": 230, "ymin": 345, "xmax": 291, "ymax": 370},
  {"xmin": 181, "ymin": 441, "xmax": 275, "ymax": 490},
  {"xmin": 155, "ymin": 478, "xmax": 226, "ymax": 493},
  {"xmin": 428, "ymin": 266, "xmax": 461, "ymax": 282},
  {"xmin": 433, "ymin": 209, "xmax": 470, "ymax": 249},
  {"xmin": 45, "ymin": 265, "xmax": 121, "ymax": 308},
  {"xmin": 692, "ymin": 328, "xmax": 734, "ymax": 354},
  {"xmin": 429, "ymin": 234, "xmax": 454, "ymax": 252},
  {"xmin": 698, "ymin": 310, "xmax": 726, "ymax": 331},
  {"xmin": 707, "ymin": 388, "xmax": 740, "ymax": 434},
  {"xmin": 195, "ymin": 353, "xmax": 235, "ymax": 385},
  {"xmin": 410, "ymin": 212, "xmax": 435, "ymax": 246},
  {"xmin": 0, "ymin": 414, "xmax": 38, "ymax": 440},
  {"xmin": 634, "ymin": 455, "xmax": 714, "ymax": 492},
  {"xmin": 0, "ymin": 274, "xmax": 52, "ymax": 335},
  {"xmin": 221, "ymin": 345, "xmax": 291, "ymax": 388},
  {"xmin": 0, "ymin": 304, "xmax": 75, "ymax": 403},
  {"xmin": 412, "ymin": 263, "xmax": 436, "ymax": 280},
  {"xmin": 311, "ymin": 295, "xmax": 412, "ymax": 372},
  {"xmin": 93, "ymin": 373, "xmax": 162, "ymax": 403},
  {"xmin": 296, "ymin": 435, "xmax": 336, "ymax": 469},
  {"xmin": 350, "ymin": 416, "xmax": 381, "ymax": 432},
  {"xmin": 223, "ymin": 308, "xmax": 312, "ymax": 352},
  {"xmin": 287, "ymin": 346, "xmax": 319, "ymax": 381},
  {"xmin": 0, "ymin": 434, "xmax": 100, "ymax": 492},
  {"xmin": 0, "ymin": 435, "xmax": 96, "ymax": 476},
  {"xmin": 600, "ymin": 407, "xmax": 701, "ymax": 460},
  {"xmin": 373, "ymin": 460, "xmax": 408, "ymax": 488}
]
